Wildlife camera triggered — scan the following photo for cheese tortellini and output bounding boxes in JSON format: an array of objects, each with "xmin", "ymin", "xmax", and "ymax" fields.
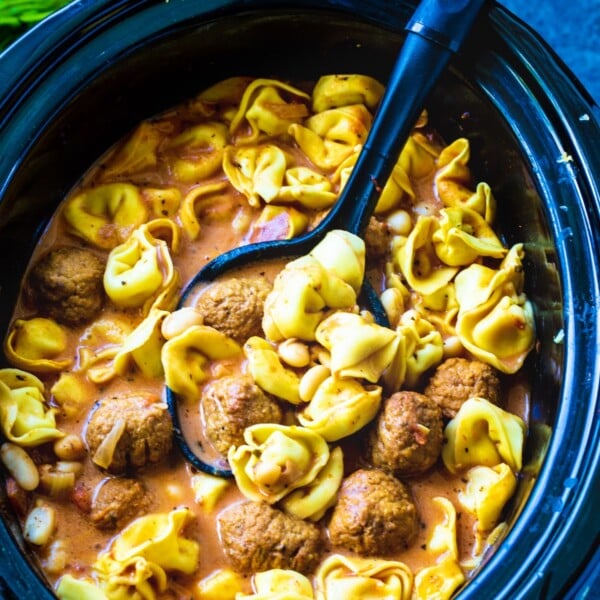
[
  {"xmin": 262, "ymin": 230, "xmax": 365, "ymax": 341},
  {"xmin": 229, "ymin": 424, "xmax": 342, "ymax": 518},
  {"xmin": 297, "ymin": 375, "xmax": 382, "ymax": 441},
  {"xmin": 314, "ymin": 554, "xmax": 413, "ymax": 600},
  {"xmin": 103, "ymin": 218, "xmax": 180, "ymax": 312},
  {"xmin": 93, "ymin": 508, "xmax": 199, "ymax": 600},
  {"xmin": 238, "ymin": 569, "xmax": 315, "ymax": 600},
  {"xmin": 0, "ymin": 368, "xmax": 63, "ymax": 447},
  {"xmin": 62, "ymin": 182, "xmax": 149, "ymax": 250},
  {"xmin": 161, "ymin": 325, "xmax": 241, "ymax": 402},
  {"xmin": 442, "ymin": 397, "xmax": 526, "ymax": 474},
  {"xmin": 4, "ymin": 318, "xmax": 72, "ymax": 373},
  {"xmin": 413, "ymin": 498, "xmax": 465, "ymax": 600},
  {"xmin": 454, "ymin": 244, "xmax": 536, "ymax": 373}
]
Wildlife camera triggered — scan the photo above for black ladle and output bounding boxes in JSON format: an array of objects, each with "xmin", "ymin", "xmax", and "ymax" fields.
[{"xmin": 167, "ymin": 0, "xmax": 487, "ymax": 476}]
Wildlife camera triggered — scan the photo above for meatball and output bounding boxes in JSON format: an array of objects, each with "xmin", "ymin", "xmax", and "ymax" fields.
[
  {"xmin": 367, "ymin": 391, "xmax": 443, "ymax": 475},
  {"xmin": 201, "ymin": 375, "xmax": 283, "ymax": 455},
  {"xmin": 195, "ymin": 276, "xmax": 272, "ymax": 343},
  {"xmin": 424, "ymin": 357, "xmax": 502, "ymax": 419},
  {"xmin": 28, "ymin": 246, "xmax": 105, "ymax": 325},
  {"xmin": 328, "ymin": 469, "xmax": 418, "ymax": 556},
  {"xmin": 364, "ymin": 216, "xmax": 392, "ymax": 263},
  {"xmin": 85, "ymin": 393, "xmax": 173, "ymax": 473},
  {"xmin": 90, "ymin": 477, "xmax": 149, "ymax": 529},
  {"xmin": 218, "ymin": 501, "xmax": 322, "ymax": 574}
]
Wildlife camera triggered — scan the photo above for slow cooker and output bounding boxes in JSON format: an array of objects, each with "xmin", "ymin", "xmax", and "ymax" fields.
[{"xmin": 0, "ymin": 1, "xmax": 598, "ymax": 598}]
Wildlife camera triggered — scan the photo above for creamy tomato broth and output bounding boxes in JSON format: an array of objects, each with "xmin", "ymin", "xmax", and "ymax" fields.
[{"xmin": 0, "ymin": 75, "xmax": 535, "ymax": 600}]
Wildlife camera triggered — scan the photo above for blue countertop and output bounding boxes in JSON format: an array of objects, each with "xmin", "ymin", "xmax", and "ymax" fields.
[{"xmin": 499, "ymin": 0, "xmax": 600, "ymax": 103}]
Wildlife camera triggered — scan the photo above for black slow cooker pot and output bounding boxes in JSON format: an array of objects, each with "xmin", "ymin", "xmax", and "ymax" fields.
[{"xmin": 0, "ymin": 1, "xmax": 598, "ymax": 598}]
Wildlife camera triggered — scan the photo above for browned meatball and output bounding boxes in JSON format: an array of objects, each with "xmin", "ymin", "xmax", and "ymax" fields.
[
  {"xmin": 28, "ymin": 246, "xmax": 105, "ymax": 325},
  {"xmin": 218, "ymin": 501, "xmax": 323, "ymax": 574},
  {"xmin": 364, "ymin": 216, "xmax": 392, "ymax": 263},
  {"xmin": 328, "ymin": 469, "xmax": 418, "ymax": 556},
  {"xmin": 201, "ymin": 375, "xmax": 283, "ymax": 455},
  {"xmin": 194, "ymin": 276, "xmax": 272, "ymax": 343},
  {"xmin": 367, "ymin": 391, "xmax": 443, "ymax": 475},
  {"xmin": 85, "ymin": 393, "xmax": 173, "ymax": 473},
  {"xmin": 424, "ymin": 357, "xmax": 502, "ymax": 419},
  {"xmin": 90, "ymin": 477, "xmax": 150, "ymax": 529}
]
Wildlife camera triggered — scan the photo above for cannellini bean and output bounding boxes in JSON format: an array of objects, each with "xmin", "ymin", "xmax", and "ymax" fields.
[
  {"xmin": 278, "ymin": 339, "xmax": 310, "ymax": 368},
  {"xmin": 299, "ymin": 365, "xmax": 330, "ymax": 403},
  {"xmin": 43, "ymin": 540, "xmax": 67, "ymax": 574},
  {"xmin": 53, "ymin": 434, "xmax": 86, "ymax": 461},
  {"xmin": 1, "ymin": 442, "xmax": 39, "ymax": 491},
  {"xmin": 24, "ymin": 504, "xmax": 56, "ymax": 546},
  {"xmin": 386, "ymin": 209, "xmax": 412, "ymax": 236},
  {"xmin": 443, "ymin": 335, "xmax": 464, "ymax": 358},
  {"xmin": 161, "ymin": 307, "xmax": 204, "ymax": 340},
  {"xmin": 380, "ymin": 287, "xmax": 405, "ymax": 328}
]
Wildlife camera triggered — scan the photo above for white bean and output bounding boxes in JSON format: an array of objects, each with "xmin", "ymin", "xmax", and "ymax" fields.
[
  {"xmin": 24, "ymin": 505, "xmax": 56, "ymax": 546},
  {"xmin": 53, "ymin": 434, "xmax": 86, "ymax": 461},
  {"xmin": 43, "ymin": 541, "xmax": 67, "ymax": 574},
  {"xmin": 380, "ymin": 287, "xmax": 405, "ymax": 328},
  {"xmin": 0, "ymin": 443, "xmax": 39, "ymax": 491},
  {"xmin": 386, "ymin": 209, "xmax": 412, "ymax": 236},
  {"xmin": 277, "ymin": 339, "xmax": 310, "ymax": 368},
  {"xmin": 443, "ymin": 335, "xmax": 464, "ymax": 358},
  {"xmin": 161, "ymin": 307, "xmax": 204, "ymax": 340},
  {"xmin": 299, "ymin": 365, "xmax": 330, "ymax": 403}
]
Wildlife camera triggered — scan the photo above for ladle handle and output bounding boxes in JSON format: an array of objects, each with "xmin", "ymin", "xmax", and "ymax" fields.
[{"xmin": 326, "ymin": 0, "xmax": 488, "ymax": 236}]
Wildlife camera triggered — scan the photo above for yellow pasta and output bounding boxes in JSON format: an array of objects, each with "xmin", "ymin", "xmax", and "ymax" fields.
[
  {"xmin": 189, "ymin": 76, "xmax": 253, "ymax": 120},
  {"xmin": 413, "ymin": 556, "xmax": 465, "ymax": 600},
  {"xmin": 196, "ymin": 568, "xmax": 245, "ymax": 600},
  {"xmin": 101, "ymin": 121, "xmax": 165, "ymax": 179},
  {"xmin": 230, "ymin": 78, "xmax": 310, "ymax": 144},
  {"xmin": 4, "ymin": 318, "xmax": 72, "ymax": 373},
  {"xmin": 166, "ymin": 121, "xmax": 228, "ymax": 183},
  {"xmin": 458, "ymin": 463, "xmax": 517, "ymax": 533},
  {"xmin": 432, "ymin": 207, "xmax": 507, "ymax": 266},
  {"xmin": 434, "ymin": 138, "xmax": 496, "ymax": 223},
  {"xmin": 238, "ymin": 569, "xmax": 315, "ymax": 600},
  {"xmin": 223, "ymin": 144, "xmax": 289, "ymax": 207},
  {"xmin": 0, "ymin": 368, "xmax": 63, "ymax": 447},
  {"xmin": 312, "ymin": 74, "xmax": 384, "ymax": 113},
  {"xmin": 62, "ymin": 182, "xmax": 148, "ymax": 250},
  {"xmin": 297, "ymin": 375, "xmax": 382, "ymax": 441},
  {"xmin": 276, "ymin": 166, "xmax": 337, "ymax": 210},
  {"xmin": 262, "ymin": 231, "xmax": 364, "ymax": 342},
  {"xmin": 289, "ymin": 104, "xmax": 372, "ymax": 170},
  {"xmin": 243, "ymin": 336, "xmax": 301, "ymax": 405},
  {"xmin": 454, "ymin": 244, "xmax": 535, "ymax": 373},
  {"xmin": 55, "ymin": 574, "xmax": 107, "ymax": 600},
  {"xmin": 103, "ymin": 218, "xmax": 180, "ymax": 312},
  {"xmin": 144, "ymin": 186, "xmax": 182, "ymax": 219},
  {"xmin": 375, "ymin": 133, "xmax": 440, "ymax": 213},
  {"xmin": 413, "ymin": 497, "xmax": 465, "ymax": 600},
  {"xmin": 395, "ymin": 309, "xmax": 444, "ymax": 390},
  {"xmin": 85, "ymin": 308, "xmax": 169, "ymax": 384},
  {"xmin": 442, "ymin": 397, "xmax": 526, "ymax": 474},
  {"xmin": 251, "ymin": 205, "xmax": 309, "ymax": 241},
  {"xmin": 228, "ymin": 424, "xmax": 333, "ymax": 505},
  {"xmin": 315, "ymin": 312, "xmax": 400, "ymax": 383},
  {"xmin": 190, "ymin": 472, "xmax": 231, "ymax": 513},
  {"xmin": 93, "ymin": 508, "xmax": 199, "ymax": 599},
  {"xmin": 161, "ymin": 325, "xmax": 241, "ymax": 402},
  {"xmin": 314, "ymin": 554, "xmax": 413, "ymax": 600},
  {"xmin": 394, "ymin": 216, "xmax": 459, "ymax": 296},
  {"xmin": 179, "ymin": 180, "xmax": 230, "ymax": 240},
  {"xmin": 280, "ymin": 446, "xmax": 344, "ymax": 521}
]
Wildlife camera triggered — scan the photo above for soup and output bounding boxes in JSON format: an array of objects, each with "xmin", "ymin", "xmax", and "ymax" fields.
[{"xmin": 0, "ymin": 75, "xmax": 535, "ymax": 599}]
